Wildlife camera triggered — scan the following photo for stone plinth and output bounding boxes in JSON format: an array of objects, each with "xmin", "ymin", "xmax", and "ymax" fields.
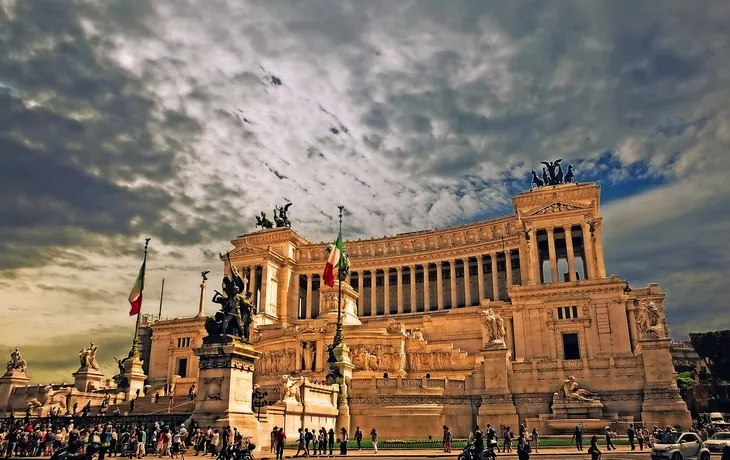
[
  {"xmin": 122, "ymin": 355, "xmax": 147, "ymax": 399},
  {"xmin": 72, "ymin": 368, "xmax": 104, "ymax": 392},
  {"xmin": 0, "ymin": 371, "xmax": 29, "ymax": 412},
  {"xmin": 551, "ymin": 397, "xmax": 605, "ymax": 419},
  {"xmin": 478, "ymin": 344, "xmax": 518, "ymax": 429},
  {"xmin": 319, "ymin": 281, "xmax": 361, "ymax": 326},
  {"xmin": 190, "ymin": 336, "xmax": 263, "ymax": 443},
  {"xmin": 635, "ymin": 338, "xmax": 692, "ymax": 429}
]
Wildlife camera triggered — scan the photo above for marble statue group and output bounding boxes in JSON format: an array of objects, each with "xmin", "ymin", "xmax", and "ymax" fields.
[
  {"xmin": 78, "ymin": 343, "xmax": 100, "ymax": 371},
  {"xmin": 481, "ymin": 308, "xmax": 506, "ymax": 345},
  {"xmin": 6, "ymin": 347, "xmax": 27, "ymax": 374}
]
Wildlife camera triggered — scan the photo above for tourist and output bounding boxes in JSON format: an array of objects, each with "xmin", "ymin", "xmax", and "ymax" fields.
[
  {"xmin": 588, "ymin": 435, "xmax": 601, "ymax": 460},
  {"xmin": 485, "ymin": 424, "xmax": 497, "ymax": 452},
  {"xmin": 442, "ymin": 425, "xmax": 451, "ymax": 453},
  {"xmin": 327, "ymin": 429, "xmax": 335, "ymax": 457},
  {"xmin": 604, "ymin": 426, "xmax": 615, "ymax": 450},
  {"xmin": 135, "ymin": 426, "xmax": 146, "ymax": 459},
  {"xmin": 99, "ymin": 425, "xmax": 112, "ymax": 460},
  {"xmin": 319, "ymin": 427, "xmax": 327, "ymax": 456},
  {"xmin": 370, "ymin": 428, "xmax": 378, "ymax": 454},
  {"xmin": 189, "ymin": 384, "xmax": 196, "ymax": 401},
  {"xmin": 130, "ymin": 399, "xmax": 136, "ymax": 414},
  {"xmin": 339, "ymin": 428, "xmax": 348, "ymax": 455},
  {"xmin": 516, "ymin": 436, "xmax": 530, "ymax": 460},
  {"xmin": 531, "ymin": 428, "xmax": 539, "ymax": 452},
  {"xmin": 294, "ymin": 427, "xmax": 308, "ymax": 457},
  {"xmin": 270, "ymin": 426, "xmax": 278, "ymax": 454},
  {"xmin": 572, "ymin": 425, "xmax": 583, "ymax": 451},
  {"xmin": 312, "ymin": 428, "xmax": 319, "ymax": 456},
  {"xmin": 627, "ymin": 423, "xmax": 636, "ymax": 450},
  {"xmin": 636, "ymin": 426, "xmax": 645, "ymax": 450},
  {"xmin": 473, "ymin": 426, "xmax": 484, "ymax": 454},
  {"xmin": 354, "ymin": 427, "xmax": 363, "ymax": 450},
  {"xmin": 155, "ymin": 392, "xmax": 161, "ymax": 404},
  {"xmin": 305, "ymin": 428, "xmax": 314, "ymax": 455},
  {"xmin": 502, "ymin": 427, "xmax": 512, "ymax": 453},
  {"xmin": 275, "ymin": 428, "xmax": 286, "ymax": 460}
]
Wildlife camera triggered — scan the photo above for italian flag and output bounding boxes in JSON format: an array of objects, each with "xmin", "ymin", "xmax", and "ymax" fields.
[
  {"xmin": 128, "ymin": 259, "xmax": 146, "ymax": 316},
  {"xmin": 322, "ymin": 231, "xmax": 344, "ymax": 287}
]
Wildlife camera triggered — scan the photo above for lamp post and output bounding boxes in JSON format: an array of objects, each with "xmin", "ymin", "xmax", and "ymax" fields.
[{"xmin": 253, "ymin": 388, "xmax": 268, "ymax": 421}]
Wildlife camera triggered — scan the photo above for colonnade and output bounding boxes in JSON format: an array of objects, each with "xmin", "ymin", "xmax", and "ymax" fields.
[
  {"xmin": 530, "ymin": 223, "xmax": 596, "ymax": 284},
  {"xmin": 297, "ymin": 250, "xmax": 520, "ymax": 319}
]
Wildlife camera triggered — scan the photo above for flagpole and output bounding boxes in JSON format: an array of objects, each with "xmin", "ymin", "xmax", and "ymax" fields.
[
  {"xmin": 158, "ymin": 278, "xmax": 165, "ymax": 320},
  {"xmin": 333, "ymin": 205, "xmax": 345, "ymax": 347},
  {"xmin": 132, "ymin": 237, "xmax": 151, "ymax": 357}
]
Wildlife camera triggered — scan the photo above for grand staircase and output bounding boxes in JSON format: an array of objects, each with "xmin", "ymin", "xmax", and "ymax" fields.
[{"xmin": 108, "ymin": 397, "xmax": 195, "ymax": 416}]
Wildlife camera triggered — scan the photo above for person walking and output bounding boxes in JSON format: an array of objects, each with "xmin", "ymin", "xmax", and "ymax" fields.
[
  {"xmin": 354, "ymin": 427, "xmax": 362, "ymax": 451},
  {"xmin": 531, "ymin": 428, "xmax": 539, "ymax": 453},
  {"xmin": 275, "ymin": 428, "xmax": 286, "ymax": 460},
  {"xmin": 637, "ymin": 427, "xmax": 645, "ymax": 450},
  {"xmin": 339, "ymin": 428, "xmax": 348, "ymax": 456},
  {"xmin": 627, "ymin": 424, "xmax": 636, "ymax": 450},
  {"xmin": 572, "ymin": 425, "xmax": 583, "ymax": 451},
  {"xmin": 604, "ymin": 426, "xmax": 615, "ymax": 451},
  {"xmin": 327, "ymin": 429, "xmax": 335, "ymax": 457},
  {"xmin": 370, "ymin": 428, "xmax": 378, "ymax": 454},
  {"xmin": 294, "ymin": 428, "xmax": 308, "ymax": 457},
  {"xmin": 442, "ymin": 426, "xmax": 451, "ymax": 453},
  {"xmin": 517, "ymin": 436, "xmax": 531, "ymax": 460},
  {"xmin": 270, "ymin": 427, "xmax": 278, "ymax": 455}
]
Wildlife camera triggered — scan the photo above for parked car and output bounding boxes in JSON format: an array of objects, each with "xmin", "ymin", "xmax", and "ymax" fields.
[
  {"xmin": 651, "ymin": 431, "xmax": 710, "ymax": 460},
  {"xmin": 704, "ymin": 431, "xmax": 730, "ymax": 455}
]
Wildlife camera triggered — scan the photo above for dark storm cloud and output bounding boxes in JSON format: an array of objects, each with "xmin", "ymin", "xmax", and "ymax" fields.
[{"xmin": 0, "ymin": 0, "xmax": 221, "ymax": 271}]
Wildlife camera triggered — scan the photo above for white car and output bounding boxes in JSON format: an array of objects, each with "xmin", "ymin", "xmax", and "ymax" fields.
[
  {"xmin": 651, "ymin": 431, "xmax": 710, "ymax": 460},
  {"xmin": 704, "ymin": 431, "xmax": 730, "ymax": 455}
]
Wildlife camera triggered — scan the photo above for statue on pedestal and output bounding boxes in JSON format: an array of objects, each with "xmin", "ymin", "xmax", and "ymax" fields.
[
  {"xmin": 280, "ymin": 375, "xmax": 303, "ymax": 404},
  {"xmin": 559, "ymin": 376, "xmax": 597, "ymax": 403},
  {"xmin": 637, "ymin": 299, "xmax": 665, "ymax": 339},
  {"xmin": 481, "ymin": 308, "xmax": 506, "ymax": 345},
  {"xmin": 78, "ymin": 343, "xmax": 100, "ymax": 371},
  {"xmin": 6, "ymin": 347, "xmax": 27, "ymax": 374},
  {"xmin": 206, "ymin": 254, "xmax": 253, "ymax": 342}
]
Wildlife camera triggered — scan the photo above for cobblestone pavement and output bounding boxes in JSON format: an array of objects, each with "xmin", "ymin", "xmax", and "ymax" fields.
[{"xmin": 260, "ymin": 447, "xmax": 650, "ymax": 459}]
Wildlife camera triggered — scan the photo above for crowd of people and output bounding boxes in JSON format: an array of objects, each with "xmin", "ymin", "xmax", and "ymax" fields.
[{"xmin": 0, "ymin": 416, "xmax": 254, "ymax": 460}]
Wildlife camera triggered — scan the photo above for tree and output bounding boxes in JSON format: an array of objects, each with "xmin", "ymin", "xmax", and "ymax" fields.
[
  {"xmin": 676, "ymin": 371, "xmax": 694, "ymax": 397},
  {"xmin": 689, "ymin": 330, "xmax": 730, "ymax": 396}
]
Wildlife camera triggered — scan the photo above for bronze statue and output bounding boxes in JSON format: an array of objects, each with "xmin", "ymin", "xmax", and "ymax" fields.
[
  {"xmin": 206, "ymin": 253, "xmax": 253, "ymax": 342},
  {"xmin": 255, "ymin": 212, "xmax": 274, "ymax": 230},
  {"xmin": 540, "ymin": 159, "xmax": 563, "ymax": 185},
  {"xmin": 274, "ymin": 203, "xmax": 293, "ymax": 228},
  {"xmin": 531, "ymin": 170, "xmax": 544, "ymax": 188},
  {"xmin": 564, "ymin": 164, "xmax": 575, "ymax": 183}
]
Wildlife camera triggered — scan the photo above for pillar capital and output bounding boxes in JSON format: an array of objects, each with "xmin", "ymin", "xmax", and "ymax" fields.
[
  {"xmin": 383, "ymin": 267, "xmax": 390, "ymax": 273},
  {"xmin": 437, "ymin": 260, "xmax": 444, "ymax": 266},
  {"xmin": 396, "ymin": 266, "xmax": 403, "ymax": 273},
  {"xmin": 546, "ymin": 227, "xmax": 555, "ymax": 235}
]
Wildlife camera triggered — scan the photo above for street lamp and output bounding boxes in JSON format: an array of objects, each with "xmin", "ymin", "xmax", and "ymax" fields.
[{"xmin": 253, "ymin": 388, "xmax": 268, "ymax": 421}]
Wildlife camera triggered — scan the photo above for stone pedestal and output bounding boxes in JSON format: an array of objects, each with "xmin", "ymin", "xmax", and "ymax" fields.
[
  {"xmin": 319, "ymin": 281, "xmax": 361, "ymax": 326},
  {"xmin": 330, "ymin": 341, "xmax": 354, "ymax": 432},
  {"xmin": 0, "ymin": 371, "xmax": 29, "ymax": 413},
  {"xmin": 190, "ymin": 336, "xmax": 263, "ymax": 444},
  {"xmin": 551, "ymin": 397, "xmax": 605, "ymax": 419},
  {"xmin": 478, "ymin": 344, "xmax": 518, "ymax": 429},
  {"xmin": 72, "ymin": 368, "xmax": 104, "ymax": 392},
  {"xmin": 635, "ymin": 338, "xmax": 692, "ymax": 429},
  {"xmin": 122, "ymin": 355, "xmax": 147, "ymax": 399}
]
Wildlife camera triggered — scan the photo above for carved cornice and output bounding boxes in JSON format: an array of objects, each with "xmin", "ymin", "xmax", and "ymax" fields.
[
  {"xmin": 349, "ymin": 395, "xmax": 477, "ymax": 406},
  {"xmin": 513, "ymin": 183, "xmax": 600, "ymax": 214},
  {"xmin": 510, "ymin": 279, "xmax": 625, "ymax": 301}
]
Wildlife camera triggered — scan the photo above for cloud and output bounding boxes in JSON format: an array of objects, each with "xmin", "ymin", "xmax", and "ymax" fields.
[{"xmin": 0, "ymin": 0, "xmax": 729, "ymax": 380}]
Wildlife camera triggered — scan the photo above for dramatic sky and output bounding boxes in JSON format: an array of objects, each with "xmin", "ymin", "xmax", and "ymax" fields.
[{"xmin": 1, "ymin": 0, "xmax": 729, "ymax": 384}]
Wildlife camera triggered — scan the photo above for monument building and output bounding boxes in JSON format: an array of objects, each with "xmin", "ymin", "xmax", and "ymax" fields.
[
  {"xmin": 137, "ymin": 169, "xmax": 690, "ymax": 438},
  {"xmin": 0, "ymin": 165, "xmax": 690, "ymax": 439}
]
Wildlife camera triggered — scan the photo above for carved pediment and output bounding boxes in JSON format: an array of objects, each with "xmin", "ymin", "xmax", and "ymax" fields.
[
  {"xmin": 529, "ymin": 202, "xmax": 586, "ymax": 216},
  {"xmin": 229, "ymin": 242, "xmax": 267, "ymax": 256}
]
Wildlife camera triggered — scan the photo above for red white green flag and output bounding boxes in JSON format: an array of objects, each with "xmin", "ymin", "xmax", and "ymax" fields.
[
  {"xmin": 322, "ymin": 231, "xmax": 344, "ymax": 287},
  {"xmin": 128, "ymin": 259, "xmax": 146, "ymax": 316}
]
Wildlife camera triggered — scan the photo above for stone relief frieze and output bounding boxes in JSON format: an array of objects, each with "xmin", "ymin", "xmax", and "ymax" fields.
[
  {"xmin": 204, "ymin": 377, "xmax": 224, "ymax": 400},
  {"xmin": 529, "ymin": 202, "xmax": 586, "ymax": 216},
  {"xmin": 349, "ymin": 396, "xmax": 475, "ymax": 406},
  {"xmin": 254, "ymin": 349, "xmax": 298, "ymax": 376},
  {"xmin": 352, "ymin": 345, "xmax": 404, "ymax": 372}
]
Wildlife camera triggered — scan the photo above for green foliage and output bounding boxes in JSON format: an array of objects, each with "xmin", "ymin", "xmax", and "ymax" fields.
[
  {"xmin": 689, "ymin": 330, "xmax": 730, "ymax": 381},
  {"xmin": 677, "ymin": 371, "xmax": 695, "ymax": 394}
]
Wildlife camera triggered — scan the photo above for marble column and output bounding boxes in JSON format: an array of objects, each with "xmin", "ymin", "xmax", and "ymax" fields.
[
  {"xmin": 582, "ymin": 223, "xmax": 596, "ymax": 279},
  {"xmin": 491, "ymin": 254, "xmax": 499, "ymax": 301},
  {"xmin": 305, "ymin": 273, "xmax": 313, "ymax": 319},
  {"xmin": 409, "ymin": 265, "xmax": 417, "ymax": 313},
  {"xmin": 345, "ymin": 272, "xmax": 351, "ymax": 285},
  {"xmin": 396, "ymin": 266, "xmax": 404, "ymax": 314},
  {"xmin": 436, "ymin": 262, "xmax": 444, "ymax": 310},
  {"xmin": 355, "ymin": 272, "xmax": 364, "ymax": 317},
  {"xmin": 260, "ymin": 263, "xmax": 270, "ymax": 315},
  {"xmin": 628, "ymin": 305, "xmax": 639, "ymax": 351},
  {"xmin": 565, "ymin": 227, "xmax": 577, "ymax": 281},
  {"xmin": 477, "ymin": 255, "xmax": 485, "ymax": 302},
  {"xmin": 547, "ymin": 228, "xmax": 559, "ymax": 283},
  {"xmin": 370, "ymin": 269, "xmax": 378, "ymax": 316},
  {"xmin": 383, "ymin": 268, "xmax": 391, "ymax": 316},
  {"xmin": 594, "ymin": 222, "xmax": 607, "ymax": 278},
  {"xmin": 449, "ymin": 260, "xmax": 457, "ymax": 308},
  {"xmin": 249, "ymin": 265, "xmax": 258, "ymax": 312},
  {"xmin": 423, "ymin": 264, "xmax": 430, "ymax": 311},
  {"xmin": 505, "ymin": 249, "xmax": 513, "ymax": 293},
  {"xmin": 462, "ymin": 257, "xmax": 471, "ymax": 307}
]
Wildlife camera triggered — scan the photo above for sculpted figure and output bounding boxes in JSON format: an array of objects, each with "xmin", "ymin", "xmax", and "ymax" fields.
[
  {"xmin": 6, "ymin": 347, "xmax": 27, "ymax": 374},
  {"xmin": 280, "ymin": 375, "xmax": 303, "ymax": 403},
  {"xmin": 540, "ymin": 158, "xmax": 564, "ymax": 185},
  {"xmin": 481, "ymin": 308, "xmax": 506, "ymax": 345},
  {"xmin": 255, "ymin": 212, "xmax": 274, "ymax": 229},
  {"xmin": 561, "ymin": 376, "xmax": 597, "ymax": 402},
  {"xmin": 636, "ymin": 299, "xmax": 665, "ymax": 339},
  {"xmin": 208, "ymin": 254, "xmax": 252, "ymax": 341},
  {"xmin": 78, "ymin": 343, "xmax": 100, "ymax": 370},
  {"xmin": 302, "ymin": 342, "xmax": 314, "ymax": 371},
  {"xmin": 273, "ymin": 203, "xmax": 293, "ymax": 228}
]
